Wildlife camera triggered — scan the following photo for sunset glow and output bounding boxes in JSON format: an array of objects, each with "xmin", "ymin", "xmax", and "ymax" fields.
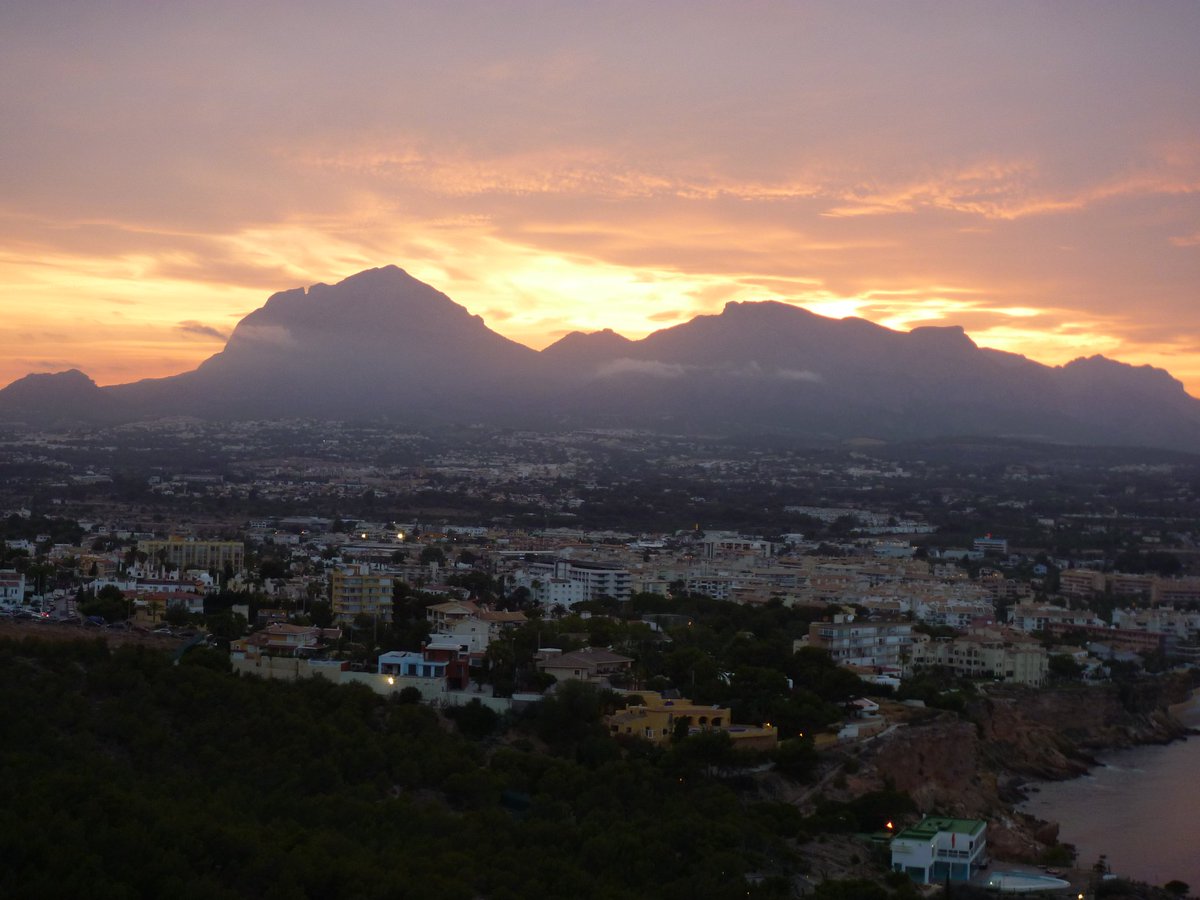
[{"xmin": 1, "ymin": 3, "xmax": 1197, "ymax": 394}]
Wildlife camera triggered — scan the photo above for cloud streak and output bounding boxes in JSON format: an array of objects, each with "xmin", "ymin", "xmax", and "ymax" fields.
[
  {"xmin": 596, "ymin": 358, "xmax": 824, "ymax": 384},
  {"xmin": 177, "ymin": 321, "xmax": 229, "ymax": 341}
]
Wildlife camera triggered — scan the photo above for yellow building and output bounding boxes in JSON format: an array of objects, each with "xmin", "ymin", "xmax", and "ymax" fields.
[
  {"xmin": 139, "ymin": 538, "xmax": 245, "ymax": 574},
  {"xmin": 605, "ymin": 691, "xmax": 778, "ymax": 751},
  {"xmin": 331, "ymin": 563, "xmax": 394, "ymax": 624}
]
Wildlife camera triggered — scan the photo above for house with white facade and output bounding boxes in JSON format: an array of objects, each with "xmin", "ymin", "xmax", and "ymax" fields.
[
  {"xmin": 0, "ymin": 570, "xmax": 26, "ymax": 605},
  {"xmin": 425, "ymin": 600, "xmax": 527, "ymax": 658},
  {"xmin": 891, "ymin": 816, "xmax": 987, "ymax": 884}
]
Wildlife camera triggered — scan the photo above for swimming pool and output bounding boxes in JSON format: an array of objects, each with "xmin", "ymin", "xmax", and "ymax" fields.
[{"xmin": 983, "ymin": 871, "xmax": 1072, "ymax": 893}]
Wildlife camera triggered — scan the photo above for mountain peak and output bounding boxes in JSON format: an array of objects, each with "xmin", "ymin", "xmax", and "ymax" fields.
[
  {"xmin": 909, "ymin": 324, "xmax": 978, "ymax": 350},
  {"xmin": 325, "ymin": 264, "xmax": 416, "ymax": 290},
  {"xmin": 720, "ymin": 299, "xmax": 816, "ymax": 318},
  {"xmin": 0, "ymin": 368, "xmax": 106, "ymax": 421},
  {"xmin": 2, "ymin": 368, "xmax": 98, "ymax": 393},
  {"xmin": 1062, "ymin": 355, "xmax": 1186, "ymax": 393},
  {"xmin": 224, "ymin": 264, "xmax": 489, "ymax": 358},
  {"xmin": 2, "ymin": 266, "xmax": 1198, "ymax": 450},
  {"xmin": 542, "ymin": 328, "xmax": 634, "ymax": 359}
]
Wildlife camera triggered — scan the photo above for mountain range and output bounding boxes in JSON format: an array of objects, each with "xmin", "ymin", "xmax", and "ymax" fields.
[{"xmin": 3, "ymin": 264, "xmax": 1199, "ymax": 451}]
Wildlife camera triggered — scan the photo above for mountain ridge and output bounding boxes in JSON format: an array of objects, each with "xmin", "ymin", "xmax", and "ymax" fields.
[{"xmin": 3, "ymin": 265, "xmax": 1197, "ymax": 451}]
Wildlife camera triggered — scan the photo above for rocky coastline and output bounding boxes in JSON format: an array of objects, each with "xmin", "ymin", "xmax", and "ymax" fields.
[{"xmin": 840, "ymin": 674, "xmax": 1198, "ymax": 862}]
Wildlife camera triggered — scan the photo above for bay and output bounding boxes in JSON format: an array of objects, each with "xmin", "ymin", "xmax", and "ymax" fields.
[{"xmin": 1019, "ymin": 692, "xmax": 1200, "ymax": 890}]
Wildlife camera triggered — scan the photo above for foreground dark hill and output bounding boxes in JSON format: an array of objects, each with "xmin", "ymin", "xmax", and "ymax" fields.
[
  {"xmin": 0, "ymin": 637, "xmax": 800, "ymax": 899},
  {"xmin": 3, "ymin": 265, "xmax": 1199, "ymax": 450}
]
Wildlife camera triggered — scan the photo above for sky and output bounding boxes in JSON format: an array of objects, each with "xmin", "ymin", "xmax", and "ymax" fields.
[{"xmin": 2, "ymin": 2, "xmax": 1198, "ymax": 394}]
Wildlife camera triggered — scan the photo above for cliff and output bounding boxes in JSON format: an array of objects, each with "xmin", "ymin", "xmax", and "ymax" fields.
[{"xmin": 844, "ymin": 677, "xmax": 1195, "ymax": 861}]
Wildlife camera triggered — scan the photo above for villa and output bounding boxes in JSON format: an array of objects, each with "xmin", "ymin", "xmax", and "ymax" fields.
[{"xmin": 890, "ymin": 815, "xmax": 988, "ymax": 884}]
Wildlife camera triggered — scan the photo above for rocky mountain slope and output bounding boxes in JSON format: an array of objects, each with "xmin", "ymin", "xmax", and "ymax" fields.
[{"xmin": 4, "ymin": 265, "xmax": 1200, "ymax": 449}]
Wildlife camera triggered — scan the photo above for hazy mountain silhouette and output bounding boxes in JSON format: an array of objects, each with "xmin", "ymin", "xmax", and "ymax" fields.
[
  {"xmin": 3, "ymin": 266, "xmax": 1199, "ymax": 450},
  {"xmin": 0, "ymin": 369, "xmax": 114, "ymax": 425},
  {"xmin": 108, "ymin": 266, "xmax": 542, "ymax": 420}
]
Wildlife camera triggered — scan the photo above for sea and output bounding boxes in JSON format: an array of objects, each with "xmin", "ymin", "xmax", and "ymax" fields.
[{"xmin": 1019, "ymin": 690, "xmax": 1200, "ymax": 889}]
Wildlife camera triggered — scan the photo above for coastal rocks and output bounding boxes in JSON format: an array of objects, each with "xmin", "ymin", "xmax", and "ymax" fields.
[
  {"xmin": 846, "ymin": 679, "xmax": 1195, "ymax": 862},
  {"xmin": 864, "ymin": 717, "xmax": 993, "ymax": 815},
  {"xmin": 972, "ymin": 682, "xmax": 1193, "ymax": 780}
]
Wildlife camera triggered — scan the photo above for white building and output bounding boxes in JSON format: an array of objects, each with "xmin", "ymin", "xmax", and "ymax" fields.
[
  {"xmin": 700, "ymin": 532, "xmax": 774, "ymax": 560},
  {"xmin": 807, "ymin": 615, "xmax": 915, "ymax": 668},
  {"xmin": 0, "ymin": 570, "xmax": 26, "ymax": 604},
  {"xmin": 1008, "ymin": 602, "xmax": 1099, "ymax": 633},
  {"xmin": 891, "ymin": 816, "xmax": 988, "ymax": 884},
  {"xmin": 915, "ymin": 598, "xmax": 996, "ymax": 630},
  {"xmin": 424, "ymin": 600, "xmax": 527, "ymax": 657},
  {"xmin": 516, "ymin": 559, "xmax": 632, "ymax": 608},
  {"xmin": 972, "ymin": 536, "xmax": 1008, "ymax": 555}
]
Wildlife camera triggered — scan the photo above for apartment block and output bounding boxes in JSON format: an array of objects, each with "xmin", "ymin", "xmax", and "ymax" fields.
[
  {"xmin": 807, "ymin": 615, "xmax": 914, "ymax": 668},
  {"xmin": 911, "ymin": 630, "xmax": 1047, "ymax": 686},
  {"xmin": 331, "ymin": 563, "xmax": 393, "ymax": 624},
  {"xmin": 1007, "ymin": 602, "xmax": 1099, "ymax": 633},
  {"xmin": 1058, "ymin": 568, "xmax": 1105, "ymax": 597},
  {"xmin": 138, "ymin": 537, "xmax": 246, "ymax": 575},
  {"xmin": 517, "ymin": 558, "xmax": 632, "ymax": 607}
]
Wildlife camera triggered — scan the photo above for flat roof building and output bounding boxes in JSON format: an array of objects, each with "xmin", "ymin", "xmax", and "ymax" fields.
[
  {"xmin": 138, "ymin": 538, "xmax": 245, "ymax": 575},
  {"xmin": 331, "ymin": 563, "xmax": 393, "ymax": 625},
  {"xmin": 891, "ymin": 816, "xmax": 987, "ymax": 884}
]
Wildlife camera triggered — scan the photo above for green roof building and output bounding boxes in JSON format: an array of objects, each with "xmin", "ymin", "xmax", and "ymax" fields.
[{"xmin": 890, "ymin": 815, "xmax": 987, "ymax": 884}]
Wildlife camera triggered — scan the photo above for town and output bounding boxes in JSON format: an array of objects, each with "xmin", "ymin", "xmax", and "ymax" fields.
[{"xmin": 3, "ymin": 419, "xmax": 1199, "ymax": 897}]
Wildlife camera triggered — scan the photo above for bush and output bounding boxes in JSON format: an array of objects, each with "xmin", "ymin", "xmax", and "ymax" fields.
[
  {"xmin": 810, "ymin": 879, "xmax": 888, "ymax": 900},
  {"xmin": 774, "ymin": 737, "xmax": 818, "ymax": 782},
  {"xmin": 1037, "ymin": 843, "xmax": 1076, "ymax": 866},
  {"xmin": 446, "ymin": 699, "xmax": 500, "ymax": 741}
]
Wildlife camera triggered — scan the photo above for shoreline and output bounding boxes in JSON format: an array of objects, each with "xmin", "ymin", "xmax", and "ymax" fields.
[
  {"xmin": 1010, "ymin": 680, "xmax": 1200, "ymax": 871},
  {"xmin": 1013, "ymin": 680, "xmax": 1199, "ymax": 796},
  {"xmin": 985, "ymin": 677, "xmax": 1198, "ymax": 867},
  {"xmin": 1166, "ymin": 684, "xmax": 1200, "ymax": 728},
  {"xmin": 1017, "ymin": 712, "xmax": 1200, "ymax": 889}
]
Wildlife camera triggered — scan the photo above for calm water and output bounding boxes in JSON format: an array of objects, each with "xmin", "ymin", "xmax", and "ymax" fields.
[{"xmin": 1020, "ymin": 693, "xmax": 1200, "ymax": 889}]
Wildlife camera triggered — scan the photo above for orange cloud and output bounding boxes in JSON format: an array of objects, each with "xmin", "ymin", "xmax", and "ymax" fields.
[{"xmin": 2, "ymin": 11, "xmax": 1199, "ymax": 401}]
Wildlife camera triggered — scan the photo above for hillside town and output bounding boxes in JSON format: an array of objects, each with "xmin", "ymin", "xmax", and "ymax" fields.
[{"xmin": 3, "ymin": 421, "xmax": 1200, "ymax": 895}]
